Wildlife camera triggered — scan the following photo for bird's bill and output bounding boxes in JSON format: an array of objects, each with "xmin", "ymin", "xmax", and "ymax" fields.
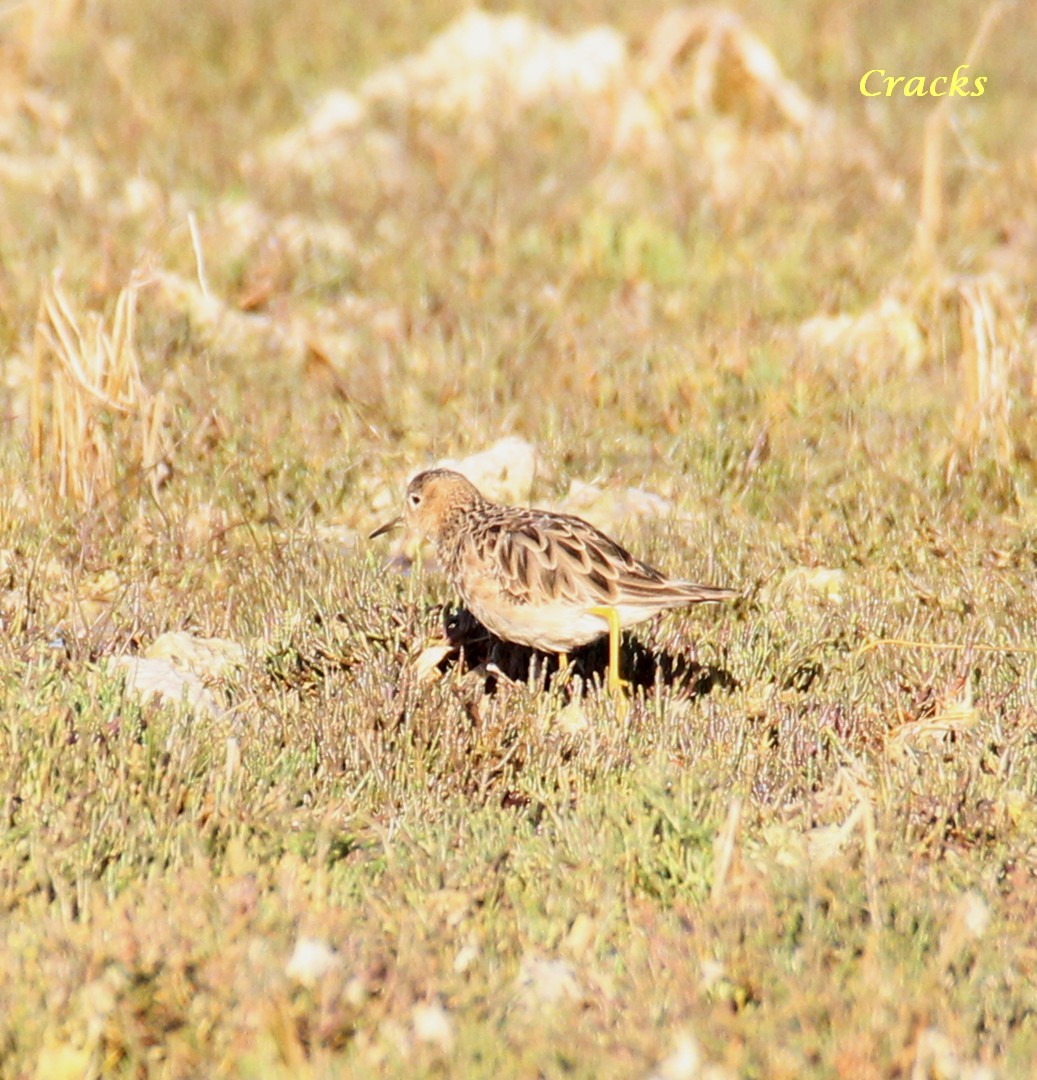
[{"xmin": 369, "ymin": 515, "xmax": 402, "ymax": 540}]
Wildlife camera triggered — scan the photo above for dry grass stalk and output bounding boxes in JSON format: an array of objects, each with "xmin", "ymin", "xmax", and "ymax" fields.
[
  {"xmin": 29, "ymin": 273, "xmax": 166, "ymax": 508},
  {"xmin": 914, "ymin": 1, "xmax": 1017, "ymax": 261},
  {"xmin": 955, "ymin": 277, "xmax": 1016, "ymax": 464},
  {"xmin": 3, "ymin": 0, "xmax": 84, "ymax": 63},
  {"xmin": 710, "ymin": 796, "xmax": 743, "ymax": 904}
]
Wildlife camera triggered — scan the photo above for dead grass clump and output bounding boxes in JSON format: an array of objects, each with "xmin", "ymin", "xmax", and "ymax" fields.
[
  {"xmin": 797, "ymin": 296, "xmax": 925, "ymax": 380},
  {"xmin": 639, "ymin": 6, "xmax": 817, "ymax": 130},
  {"xmin": 1, "ymin": 0, "xmax": 83, "ymax": 74},
  {"xmin": 952, "ymin": 274, "xmax": 1024, "ymax": 469},
  {"xmin": 2, "ymin": 1, "xmax": 1037, "ymax": 1075},
  {"xmin": 261, "ymin": 10, "xmax": 628, "ymax": 178},
  {"xmin": 28, "ymin": 273, "xmax": 167, "ymax": 511}
]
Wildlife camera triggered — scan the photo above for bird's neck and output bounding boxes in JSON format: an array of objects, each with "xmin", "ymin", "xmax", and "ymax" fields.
[{"xmin": 436, "ymin": 497, "xmax": 489, "ymax": 559}]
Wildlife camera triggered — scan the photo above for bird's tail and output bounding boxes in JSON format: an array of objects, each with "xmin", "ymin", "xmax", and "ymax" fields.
[{"xmin": 672, "ymin": 582, "xmax": 740, "ymax": 604}]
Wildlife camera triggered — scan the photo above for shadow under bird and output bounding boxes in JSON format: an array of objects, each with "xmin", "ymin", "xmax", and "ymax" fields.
[{"xmin": 371, "ymin": 468, "xmax": 738, "ymax": 690}]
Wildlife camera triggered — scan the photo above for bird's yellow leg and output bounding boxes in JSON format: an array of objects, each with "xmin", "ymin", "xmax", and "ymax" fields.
[
  {"xmin": 589, "ymin": 605, "xmax": 630, "ymax": 694},
  {"xmin": 553, "ymin": 650, "xmax": 571, "ymax": 688}
]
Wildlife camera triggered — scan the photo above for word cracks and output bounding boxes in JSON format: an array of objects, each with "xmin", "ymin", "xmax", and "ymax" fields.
[{"xmin": 860, "ymin": 64, "xmax": 986, "ymax": 98}]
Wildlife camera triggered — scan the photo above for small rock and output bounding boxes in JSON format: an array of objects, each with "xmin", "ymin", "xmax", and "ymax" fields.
[
  {"xmin": 412, "ymin": 1001, "xmax": 455, "ymax": 1053},
  {"xmin": 556, "ymin": 479, "xmax": 672, "ymax": 535},
  {"xmin": 414, "ymin": 643, "xmax": 456, "ymax": 682},
  {"xmin": 454, "ymin": 943, "xmax": 480, "ymax": 974},
  {"xmin": 765, "ymin": 567, "xmax": 847, "ymax": 604},
  {"xmin": 552, "ymin": 700, "xmax": 591, "ymax": 737},
  {"xmin": 938, "ymin": 892, "xmax": 991, "ymax": 969},
  {"xmin": 286, "ymin": 937, "xmax": 339, "ymax": 986},
  {"xmin": 109, "ymin": 657, "xmax": 222, "ymax": 719},
  {"xmin": 563, "ymin": 913, "xmax": 597, "ymax": 957},
  {"xmin": 911, "ymin": 1028, "xmax": 994, "ymax": 1080},
  {"xmin": 146, "ymin": 631, "xmax": 245, "ymax": 678},
  {"xmin": 436, "ymin": 437, "xmax": 538, "ymax": 504},
  {"xmin": 513, "ymin": 954, "xmax": 582, "ymax": 1008},
  {"xmin": 799, "ymin": 296, "xmax": 924, "ymax": 375},
  {"xmin": 648, "ymin": 1030, "xmax": 702, "ymax": 1080}
]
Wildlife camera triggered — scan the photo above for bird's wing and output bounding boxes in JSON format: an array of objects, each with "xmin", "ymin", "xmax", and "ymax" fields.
[{"xmin": 471, "ymin": 510, "xmax": 674, "ymax": 607}]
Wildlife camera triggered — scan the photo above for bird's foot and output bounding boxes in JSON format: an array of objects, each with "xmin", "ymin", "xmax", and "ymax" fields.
[{"xmin": 589, "ymin": 605, "xmax": 631, "ymax": 696}]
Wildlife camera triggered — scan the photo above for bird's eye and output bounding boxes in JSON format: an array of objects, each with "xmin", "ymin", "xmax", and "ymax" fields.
[{"xmin": 407, "ymin": 491, "xmax": 421, "ymax": 509}]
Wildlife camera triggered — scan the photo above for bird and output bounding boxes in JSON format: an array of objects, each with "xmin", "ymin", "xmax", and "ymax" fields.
[{"xmin": 371, "ymin": 469, "xmax": 738, "ymax": 691}]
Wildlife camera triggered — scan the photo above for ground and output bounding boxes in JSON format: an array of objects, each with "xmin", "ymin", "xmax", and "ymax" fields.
[{"xmin": 1, "ymin": 1, "xmax": 1036, "ymax": 1076}]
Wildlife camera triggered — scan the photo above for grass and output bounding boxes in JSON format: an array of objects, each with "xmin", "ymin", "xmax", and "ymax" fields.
[{"xmin": 1, "ymin": 0, "xmax": 1037, "ymax": 1075}]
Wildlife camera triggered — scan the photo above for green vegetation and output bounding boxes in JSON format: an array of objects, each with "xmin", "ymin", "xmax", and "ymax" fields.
[{"xmin": 1, "ymin": 0, "xmax": 1035, "ymax": 1075}]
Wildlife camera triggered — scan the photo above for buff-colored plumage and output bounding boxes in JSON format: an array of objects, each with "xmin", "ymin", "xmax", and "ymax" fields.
[{"xmin": 372, "ymin": 470, "xmax": 737, "ymax": 667}]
